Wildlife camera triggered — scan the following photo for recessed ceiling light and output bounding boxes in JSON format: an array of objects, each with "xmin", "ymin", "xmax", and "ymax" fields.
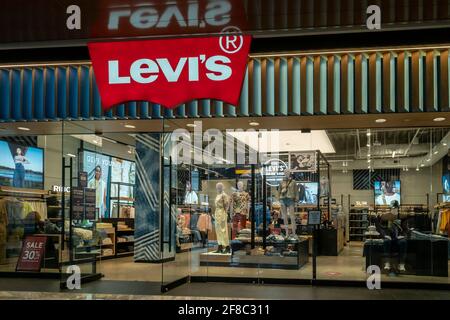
[
  {"xmin": 18, "ymin": 126, "xmax": 30, "ymax": 131},
  {"xmin": 249, "ymin": 122, "xmax": 260, "ymax": 127},
  {"xmin": 187, "ymin": 123, "xmax": 197, "ymax": 128},
  {"xmin": 66, "ymin": 153, "xmax": 76, "ymax": 158},
  {"xmin": 375, "ymin": 118, "xmax": 387, "ymax": 123},
  {"xmin": 366, "ymin": 143, "xmax": 371, "ymax": 147},
  {"xmin": 124, "ymin": 124, "xmax": 136, "ymax": 129},
  {"xmin": 426, "ymin": 158, "xmax": 431, "ymax": 162},
  {"xmin": 367, "ymin": 165, "xmax": 371, "ymax": 169},
  {"xmin": 443, "ymin": 142, "xmax": 448, "ymax": 146},
  {"xmin": 434, "ymin": 150, "xmax": 439, "ymax": 154},
  {"xmin": 433, "ymin": 117, "xmax": 446, "ymax": 122},
  {"xmin": 366, "ymin": 132, "xmax": 371, "ymax": 137},
  {"xmin": 416, "ymin": 167, "xmax": 420, "ymax": 171},
  {"xmin": 420, "ymin": 163, "xmax": 425, "ymax": 167},
  {"xmin": 367, "ymin": 159, "xmax": 371, "ymax": 163}
]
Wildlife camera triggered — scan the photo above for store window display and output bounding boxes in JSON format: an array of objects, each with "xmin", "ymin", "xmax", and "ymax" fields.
[
  {"xmin": 213, "ymin": 182, "xmax": 230, "ymax": 254},
  {"xmin": 230, "ymin": 181, "xmax": 250, "ymax": 239}
]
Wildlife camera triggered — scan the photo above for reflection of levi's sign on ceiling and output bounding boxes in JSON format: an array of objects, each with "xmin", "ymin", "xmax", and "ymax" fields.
[
  {"xmin": 88, "ymin": 34, "xmax": 251, "ymax": 110},
  {"xmin": 106, "ymin": 0, "xmax": 236, "ymax": 31}
]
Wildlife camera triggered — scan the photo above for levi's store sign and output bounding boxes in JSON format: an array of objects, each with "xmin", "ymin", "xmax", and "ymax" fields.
[{"xmin": 88, "ymin": 35, "xmax": 252, "ymax": 110}]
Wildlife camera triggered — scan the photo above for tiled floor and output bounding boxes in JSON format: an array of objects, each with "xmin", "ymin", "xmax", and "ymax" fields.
[
  {"xmin": 95, "ymin": 242, "xmax": 450, "ymax": 285},
  {"xmin": 0, "ymin": 282, "xmax": 449, "ymax": 300}
]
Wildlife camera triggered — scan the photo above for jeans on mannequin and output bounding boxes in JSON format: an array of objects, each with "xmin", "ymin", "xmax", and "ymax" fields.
[{"xmin": 280, "ymin": 198, "xmax": 296, "ymax": 236}]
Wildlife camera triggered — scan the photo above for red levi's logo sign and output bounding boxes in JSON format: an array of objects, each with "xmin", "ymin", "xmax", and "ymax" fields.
[{"xmin": 88, "ymin": 35, "xmax": 252, "ymax": 110}]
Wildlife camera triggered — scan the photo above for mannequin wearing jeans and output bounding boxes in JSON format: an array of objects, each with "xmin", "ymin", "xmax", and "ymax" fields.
[
  {"xmin": 231, "ymin": 181, "xmax": 250, "ymax": 239},
  {"xmin": 278, "ymin": 170, "xmax": 298, "ymax": 239},
  {"xmin": 214, "ymin": 183, "xmax": 230, "ymax": 254},
  {"xmin": 376, "ymin": 201, "xmax": 408, "ymax": 272}
]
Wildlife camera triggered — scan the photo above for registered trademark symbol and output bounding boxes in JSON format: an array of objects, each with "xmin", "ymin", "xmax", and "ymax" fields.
[{"xmin": 219, "ymin": 26, "xmax": 244, "ymax": 54}]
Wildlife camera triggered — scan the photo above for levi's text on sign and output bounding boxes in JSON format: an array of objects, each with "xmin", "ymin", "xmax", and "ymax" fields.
[{"xmin": 88, "ymin": 35, "xmax": 251, "ymax": 110}]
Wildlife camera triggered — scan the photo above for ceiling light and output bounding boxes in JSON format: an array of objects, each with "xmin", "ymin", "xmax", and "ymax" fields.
[
  {"xmin": 66, "ymin": 153, "xmax": 76, "ymax": 158},
  {"xmin": 416, "ymin": 167, "xmax": 420, "ymax": 171},
  {"xmin": 366, "ymin": 131, "xmax": 371, "ymax": 137},
  {"xmin": 187, "ymin": 123, "xmax": 197, "ymax": 128},
  {"xmin": 443, "ymin": 141, "xmax": 448, "ymax": 146},
  {"xmin": 249, "ymin": 122, "xmax": 260, "ymax": 127},
  {"xmin": 367, "ymin": 165, "xmax": 371, "ymax": 169},
  {"xmin": 375, "ymin": 118, "xmax": 387, "ymax": 123},
  {"xmin": 420, "ymin": 163, "xmax": 425, "ymax": 167},
  {"xmin": 367, "ymin": 154, "xmax": 371, "ymax": 157},
  {"xmin": 426, "ymin": 158, "xmax": 431, "ymax": 162},
  {"xmin": 164, "ymin": 124, "xmax": 170, "ymax": 128},
  {"xmin": 92, "ymin": 140, "xmax": 98, "ymax": 144},
  {"xmin": 227, "ymin": 130, "xmax": 335, "ymax": 154},
  {"xmin": 124, "ymin": 124, "xmax": 136, "ymax": 129},
  {"xmin": 366, "ymin": 143, "xmax": 371, "ymax": 147},
  {"xmin": 434, "ymin": 150, "xmax": 439, "ymax": 154},
  {"xmin": 433, "ymin": 117, "xmax": 446, "ymax": 122},
  {"xmin": 18, "ymin": 126, "xmax": 30, "ymax": 131},
  {"xmin": 367, "ymin": 159, "xmax": 371, "ymax": 163},
  {"xmin": 392, "ymin": 151, "xmax": 396, "ymax": 158}
]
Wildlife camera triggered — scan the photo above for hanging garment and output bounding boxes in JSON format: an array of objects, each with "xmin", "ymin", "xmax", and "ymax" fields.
[
  {"xmin": 438, "ymin": 209, "xmax": 450, "ymax": 234},
  {"xmin": 214, "ymin": 192, "xmax": 230, "ymax": 247},
  {"xmin": 29, "ymin": 201, "xmax": 47, "ymax": 220},
  {"xmin": 197, "ymin": 213, "xmax": 212, "ymax": 233}
]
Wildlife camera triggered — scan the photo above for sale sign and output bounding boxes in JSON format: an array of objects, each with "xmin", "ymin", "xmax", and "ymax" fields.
[
  {"xmin": 16, "ymin": 236, "xmax": 47, "ymax": 272},
  {"xmin": 88, "ymin": 34, "xmax": 251, "ymax": 110}
]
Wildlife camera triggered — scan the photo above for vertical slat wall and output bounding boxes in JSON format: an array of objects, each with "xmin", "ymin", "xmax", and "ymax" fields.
[{"xmin": 0, "ymin": 48, "xmax": 449, "ymax": 122}]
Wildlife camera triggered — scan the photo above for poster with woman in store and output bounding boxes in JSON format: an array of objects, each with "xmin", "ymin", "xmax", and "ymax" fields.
[
  {"xmin": 83, "ymin": 151, "xmax": 111, "ymax": 218},
  {"xmin": 0, "ymin": 140, "xmax": 44, "ymax": 189},
  {"xmin": 289, "ymin": 151, "xmax": 316, "ymax": 172}
]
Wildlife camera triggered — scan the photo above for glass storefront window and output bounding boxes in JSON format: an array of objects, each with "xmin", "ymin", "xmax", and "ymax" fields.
[{"xmin": 0, "ymin": 123, "xmax": 448, "ymax": 290}]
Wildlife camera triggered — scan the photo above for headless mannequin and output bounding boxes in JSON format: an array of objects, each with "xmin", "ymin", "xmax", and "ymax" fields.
[
  {"xmin": 231, "ymin": 181, "xmax": 250, "ymax": 239},
  {"xmin": 214, "ymin": 183, "xmax": 230, "ymax": 254},
  {"xmin": 278, "ymin": 170, "xmax": 298, "ymax": 238}
]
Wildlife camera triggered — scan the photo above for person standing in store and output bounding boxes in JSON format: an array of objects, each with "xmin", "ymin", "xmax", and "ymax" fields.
[
  {"xmin": 12, "ymin": 147, "xmax": 29, "ymax": 188},
  {"xmin": 88, "ymin": 165, "xmax": 107, "ymax": 218}
]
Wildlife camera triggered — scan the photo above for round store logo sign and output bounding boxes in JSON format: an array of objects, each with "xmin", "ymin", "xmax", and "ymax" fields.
[{"xmin": 262, "ymin": 158, "xmax": 287, "ymax": 187}]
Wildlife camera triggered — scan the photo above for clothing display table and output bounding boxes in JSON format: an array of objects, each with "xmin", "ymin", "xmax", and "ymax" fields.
[{"xmin": 200, "ymin": 238, "xmax": 309, "ymax": 270}]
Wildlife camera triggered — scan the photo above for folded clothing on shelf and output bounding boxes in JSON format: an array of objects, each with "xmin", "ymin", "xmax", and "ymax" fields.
[
  {"xmin": 102, "ymin": 238, "xmax": 113, "ymax": 245},
  {"xmin": 96, "ymin": 223, "xmax": 113, "ymax": 229},
  {"xmin": 102, "ymin": 248, "xmax": 114, "ymax": 256}
]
